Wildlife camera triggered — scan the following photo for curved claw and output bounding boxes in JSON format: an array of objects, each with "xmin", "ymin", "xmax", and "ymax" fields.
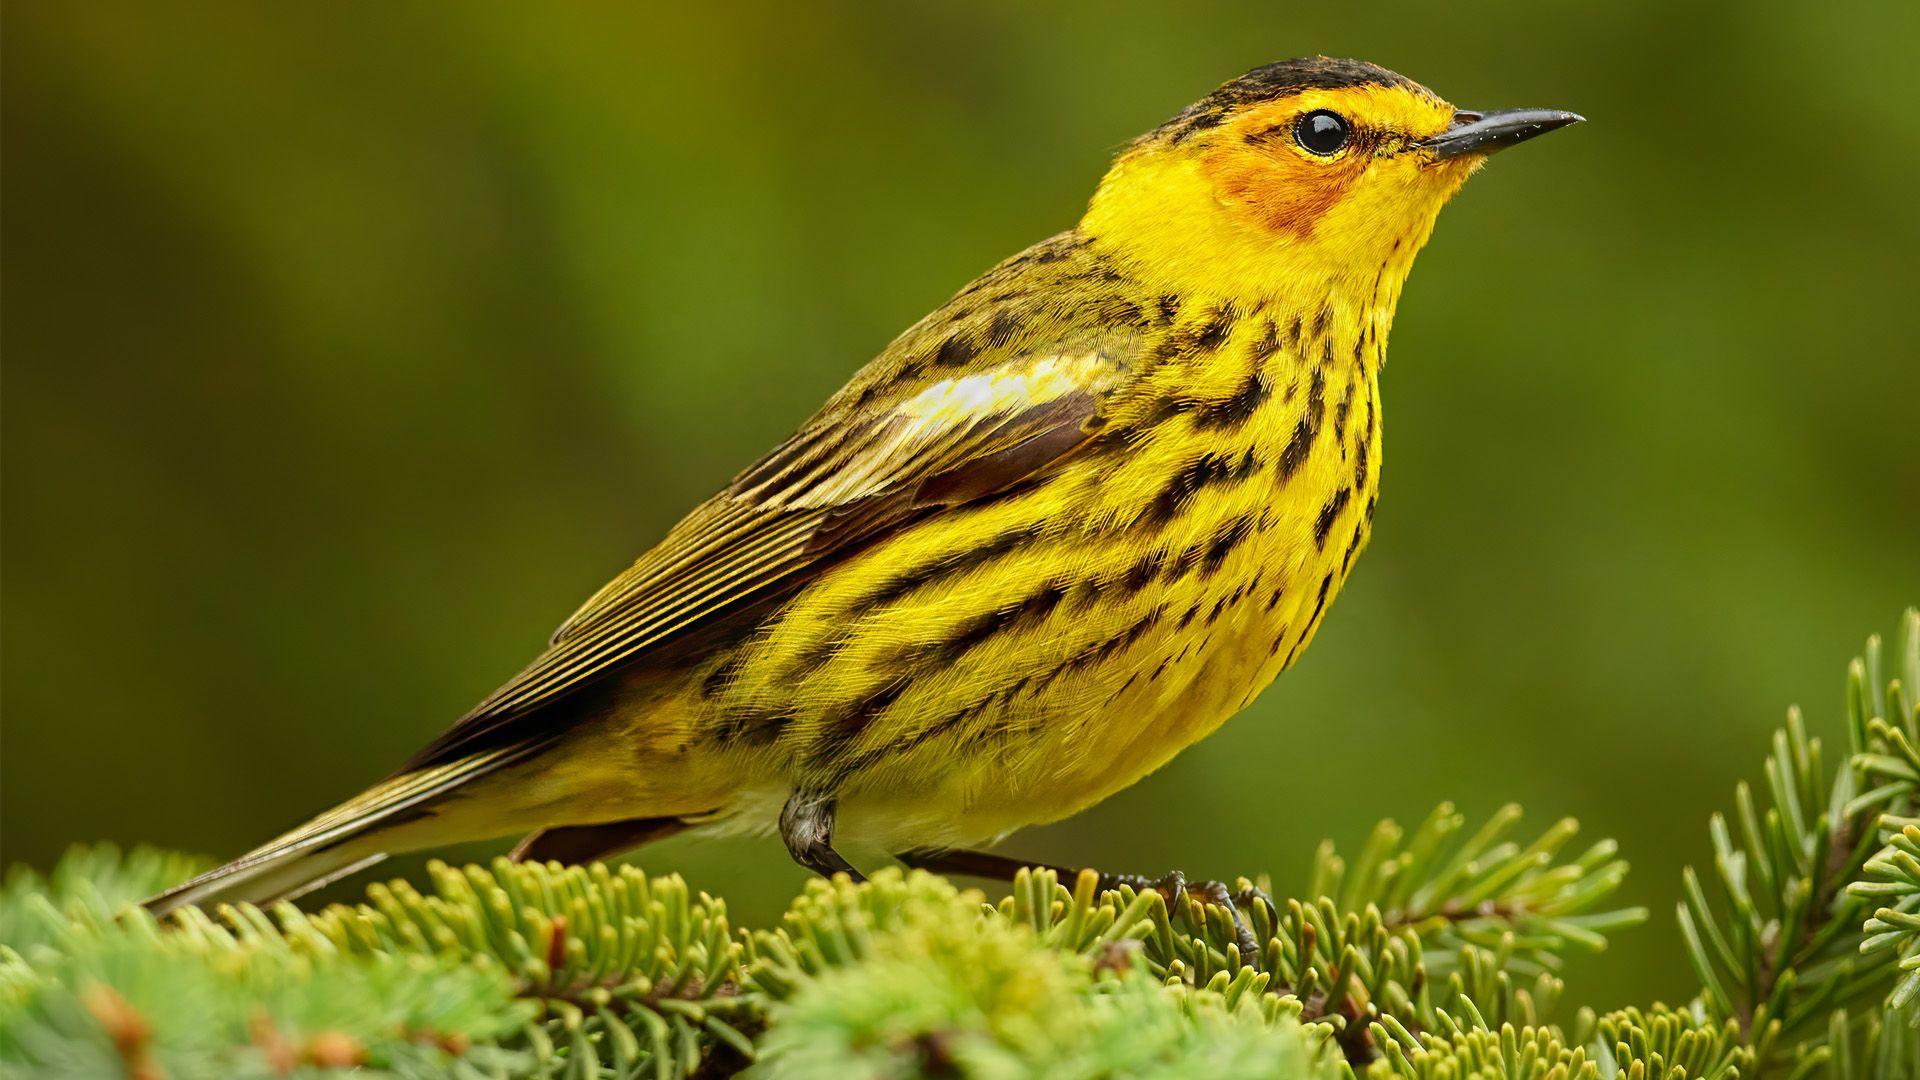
[{"xmin": 1108, "ymin": 869, "xmax": 1264, "ymax": 970}]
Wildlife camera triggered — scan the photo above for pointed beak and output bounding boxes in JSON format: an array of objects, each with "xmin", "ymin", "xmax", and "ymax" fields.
[{"xmin": 1421, "ymin": 107, "xmax": 1584, "ymax": 159}]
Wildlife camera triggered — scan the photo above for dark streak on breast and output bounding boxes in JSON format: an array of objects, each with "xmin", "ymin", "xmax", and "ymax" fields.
[
  {"xmin": 832, "ymin": 677, "xmax": 910, "ymax": 739},
  {"xmin": 1341, "ymin": 522, "xmax": 1366, "ymax": 575},
  {"xmin": 1122, "ymin": 547, "xmax": 1167, "ymax": 593},
  {"xmin": 1276, "ymin": 417, "xmax": 1314, "ymax": 482},
  {"xmin": 1194, "ymin": 370, "xmax": 1271, "ymax": 430},
  {"xmin": 1200, "ymin": 514, "xmax": 1258, "ymax": 576},
  {"xmin": 1284, "ymin": 573, "xmax": 1336, "ymax": 667},
  {"xmin": 1275, "ymin": 367, "xmax": 1327, "ymax": 483},
  {"xmin": 1354, "ymin": 401, "xmax": 1373, "ymax": 491},
  {"xmin": 1249, "ymin": 320, "xmax": 1282, "ymax": 361},
  {"xmin": 858, "ymin": 522, "xmax": 1048, "ymax": 612},
  {"xmin": 1314, "ymin": 487, "xmax": 1352, "ymax": 549},
  {"xmin": 923, "ymin": 580, "xmax": 1068, "ymax": 665},
  {"xmin": 1142, "ymin": 448, "xmax": 1259, "ymax": 526},
  {"xmin": 1192, "ymin": 305, "xmax": 1236, "ymax": 351}
]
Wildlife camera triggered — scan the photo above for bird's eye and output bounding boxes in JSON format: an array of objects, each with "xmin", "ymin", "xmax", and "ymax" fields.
[{"xmin": 1294, "ymin": 110, "xmax": 1350, "ymax": 156}]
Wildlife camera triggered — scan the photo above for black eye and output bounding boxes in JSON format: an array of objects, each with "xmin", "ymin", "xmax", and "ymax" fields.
[{"xmin": 1295, "ymin": 109, "xmax": 1350, "ymax": 156}]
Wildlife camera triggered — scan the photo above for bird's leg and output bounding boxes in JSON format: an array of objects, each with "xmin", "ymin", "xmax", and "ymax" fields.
[
  {"xmin": 780, "ymin": 789, "xmax": 864, "ymax": 881},
  {"xmin": 896, "ymin": 847, "xmax": 1065, "ymax": 881},
  {"xmin": 895, "ymin": 847, "xmax": 1266, "ymax": 967}
]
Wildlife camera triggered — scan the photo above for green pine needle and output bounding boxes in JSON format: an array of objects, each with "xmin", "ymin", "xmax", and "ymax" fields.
[{"xmin": 1, "ymin": 608, "xmax": 1914, "ymax": 1078}]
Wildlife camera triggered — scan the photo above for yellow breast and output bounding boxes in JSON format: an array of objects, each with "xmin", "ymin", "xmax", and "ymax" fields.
[
  {"xmin": 652, "ymin": 291, "xmax": 1383, "ymax": 850},
  {"xmin": 987, "ymin": 297, "xmax": 1385, "ymax": 828}
]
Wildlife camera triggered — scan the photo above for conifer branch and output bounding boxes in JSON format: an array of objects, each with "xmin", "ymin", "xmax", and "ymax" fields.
[{"xmin": 2, "ymin": 608, "xmax": 1915, "ymax": 1078}]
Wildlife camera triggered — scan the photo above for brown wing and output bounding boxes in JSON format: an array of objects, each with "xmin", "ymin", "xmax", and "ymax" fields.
[{"xmin": 397, "ymin": 329, "xmax": 1130, "ymax": 772}]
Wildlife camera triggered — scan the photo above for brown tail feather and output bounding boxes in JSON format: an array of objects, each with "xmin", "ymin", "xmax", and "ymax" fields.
[{"xmin": 142, "ymin": 740, "xmax": 547, "ymax": 917}]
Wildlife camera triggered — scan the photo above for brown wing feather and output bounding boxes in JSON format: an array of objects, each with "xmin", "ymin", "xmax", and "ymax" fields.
[{"xmin": 397, "ymin": 234, "xmax": 1138, "ymax": 773}]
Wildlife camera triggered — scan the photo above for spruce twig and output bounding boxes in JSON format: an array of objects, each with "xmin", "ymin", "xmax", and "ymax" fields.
[{"xmin": 1, "ymin": 609, "xmax": 1916, "ymax": 1078}]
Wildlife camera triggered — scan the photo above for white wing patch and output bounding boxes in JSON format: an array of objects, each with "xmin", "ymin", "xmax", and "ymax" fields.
[{"xmin": 776, "ymin": 352, "xmax": 1113, "ymax": 510}]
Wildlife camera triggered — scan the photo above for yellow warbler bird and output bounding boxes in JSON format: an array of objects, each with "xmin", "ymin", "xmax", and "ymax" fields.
[{"xmin": 146, "ymin": 58, "xmax": 1579, "ymax": 922}]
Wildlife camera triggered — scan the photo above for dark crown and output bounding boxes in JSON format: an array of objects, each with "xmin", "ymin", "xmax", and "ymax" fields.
[{"xmin": 1151, "ymin": 57, "xmax": 1435, "ymax": 145}]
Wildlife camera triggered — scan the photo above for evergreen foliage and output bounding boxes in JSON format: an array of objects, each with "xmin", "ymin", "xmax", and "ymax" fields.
[{"xmin": 2, "ymin": 609, "xmax": 1915, "ymax": 1078}]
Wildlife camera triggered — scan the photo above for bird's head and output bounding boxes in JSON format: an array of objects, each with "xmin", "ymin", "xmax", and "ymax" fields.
[{"xmin": 1083, "ymin": 57, "xmax": 1580, "ymax": 301}]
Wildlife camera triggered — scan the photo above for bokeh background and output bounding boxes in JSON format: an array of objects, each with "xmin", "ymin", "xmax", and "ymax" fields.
[{"xmin": 5, "ymin": 2, "xmax": 1916, "ymax": 1008}]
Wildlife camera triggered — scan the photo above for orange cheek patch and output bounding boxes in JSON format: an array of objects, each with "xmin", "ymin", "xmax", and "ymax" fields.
[{"xmin": 1200, "ymin": 139, "xmax": 1366, "ymax": 239}]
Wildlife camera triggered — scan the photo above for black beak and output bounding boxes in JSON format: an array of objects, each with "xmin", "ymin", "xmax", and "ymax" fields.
[{"xmin": 1422, "ymin": 107, "xmax": 1583, "ymax": 159}]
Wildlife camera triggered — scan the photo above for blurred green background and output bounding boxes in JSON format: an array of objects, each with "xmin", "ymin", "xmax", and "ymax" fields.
[{"xmin": 4, "ymin": 1, "xmax": 1916, "ymax": 1008}]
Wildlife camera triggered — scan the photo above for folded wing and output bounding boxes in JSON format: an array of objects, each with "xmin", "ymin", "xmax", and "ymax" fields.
[{"xmin": 399, "ymin": 331, "xmax": 1133, "ymax": 772}]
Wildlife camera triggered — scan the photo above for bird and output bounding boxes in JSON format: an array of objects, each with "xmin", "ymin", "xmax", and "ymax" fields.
[{"xmin": 144, "ymin": 57, "xmax": 1580, "ymax": 925}]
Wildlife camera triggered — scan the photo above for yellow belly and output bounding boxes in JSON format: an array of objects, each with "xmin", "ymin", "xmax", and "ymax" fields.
[{"xmin": 830, "ymin": 458, "xmax": 1369, "ymax": 851}]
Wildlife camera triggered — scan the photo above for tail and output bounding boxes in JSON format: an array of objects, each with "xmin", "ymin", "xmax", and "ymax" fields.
[{"xmin": 142, "ymin": 743, "xmax": 544, "ymax": 918}]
